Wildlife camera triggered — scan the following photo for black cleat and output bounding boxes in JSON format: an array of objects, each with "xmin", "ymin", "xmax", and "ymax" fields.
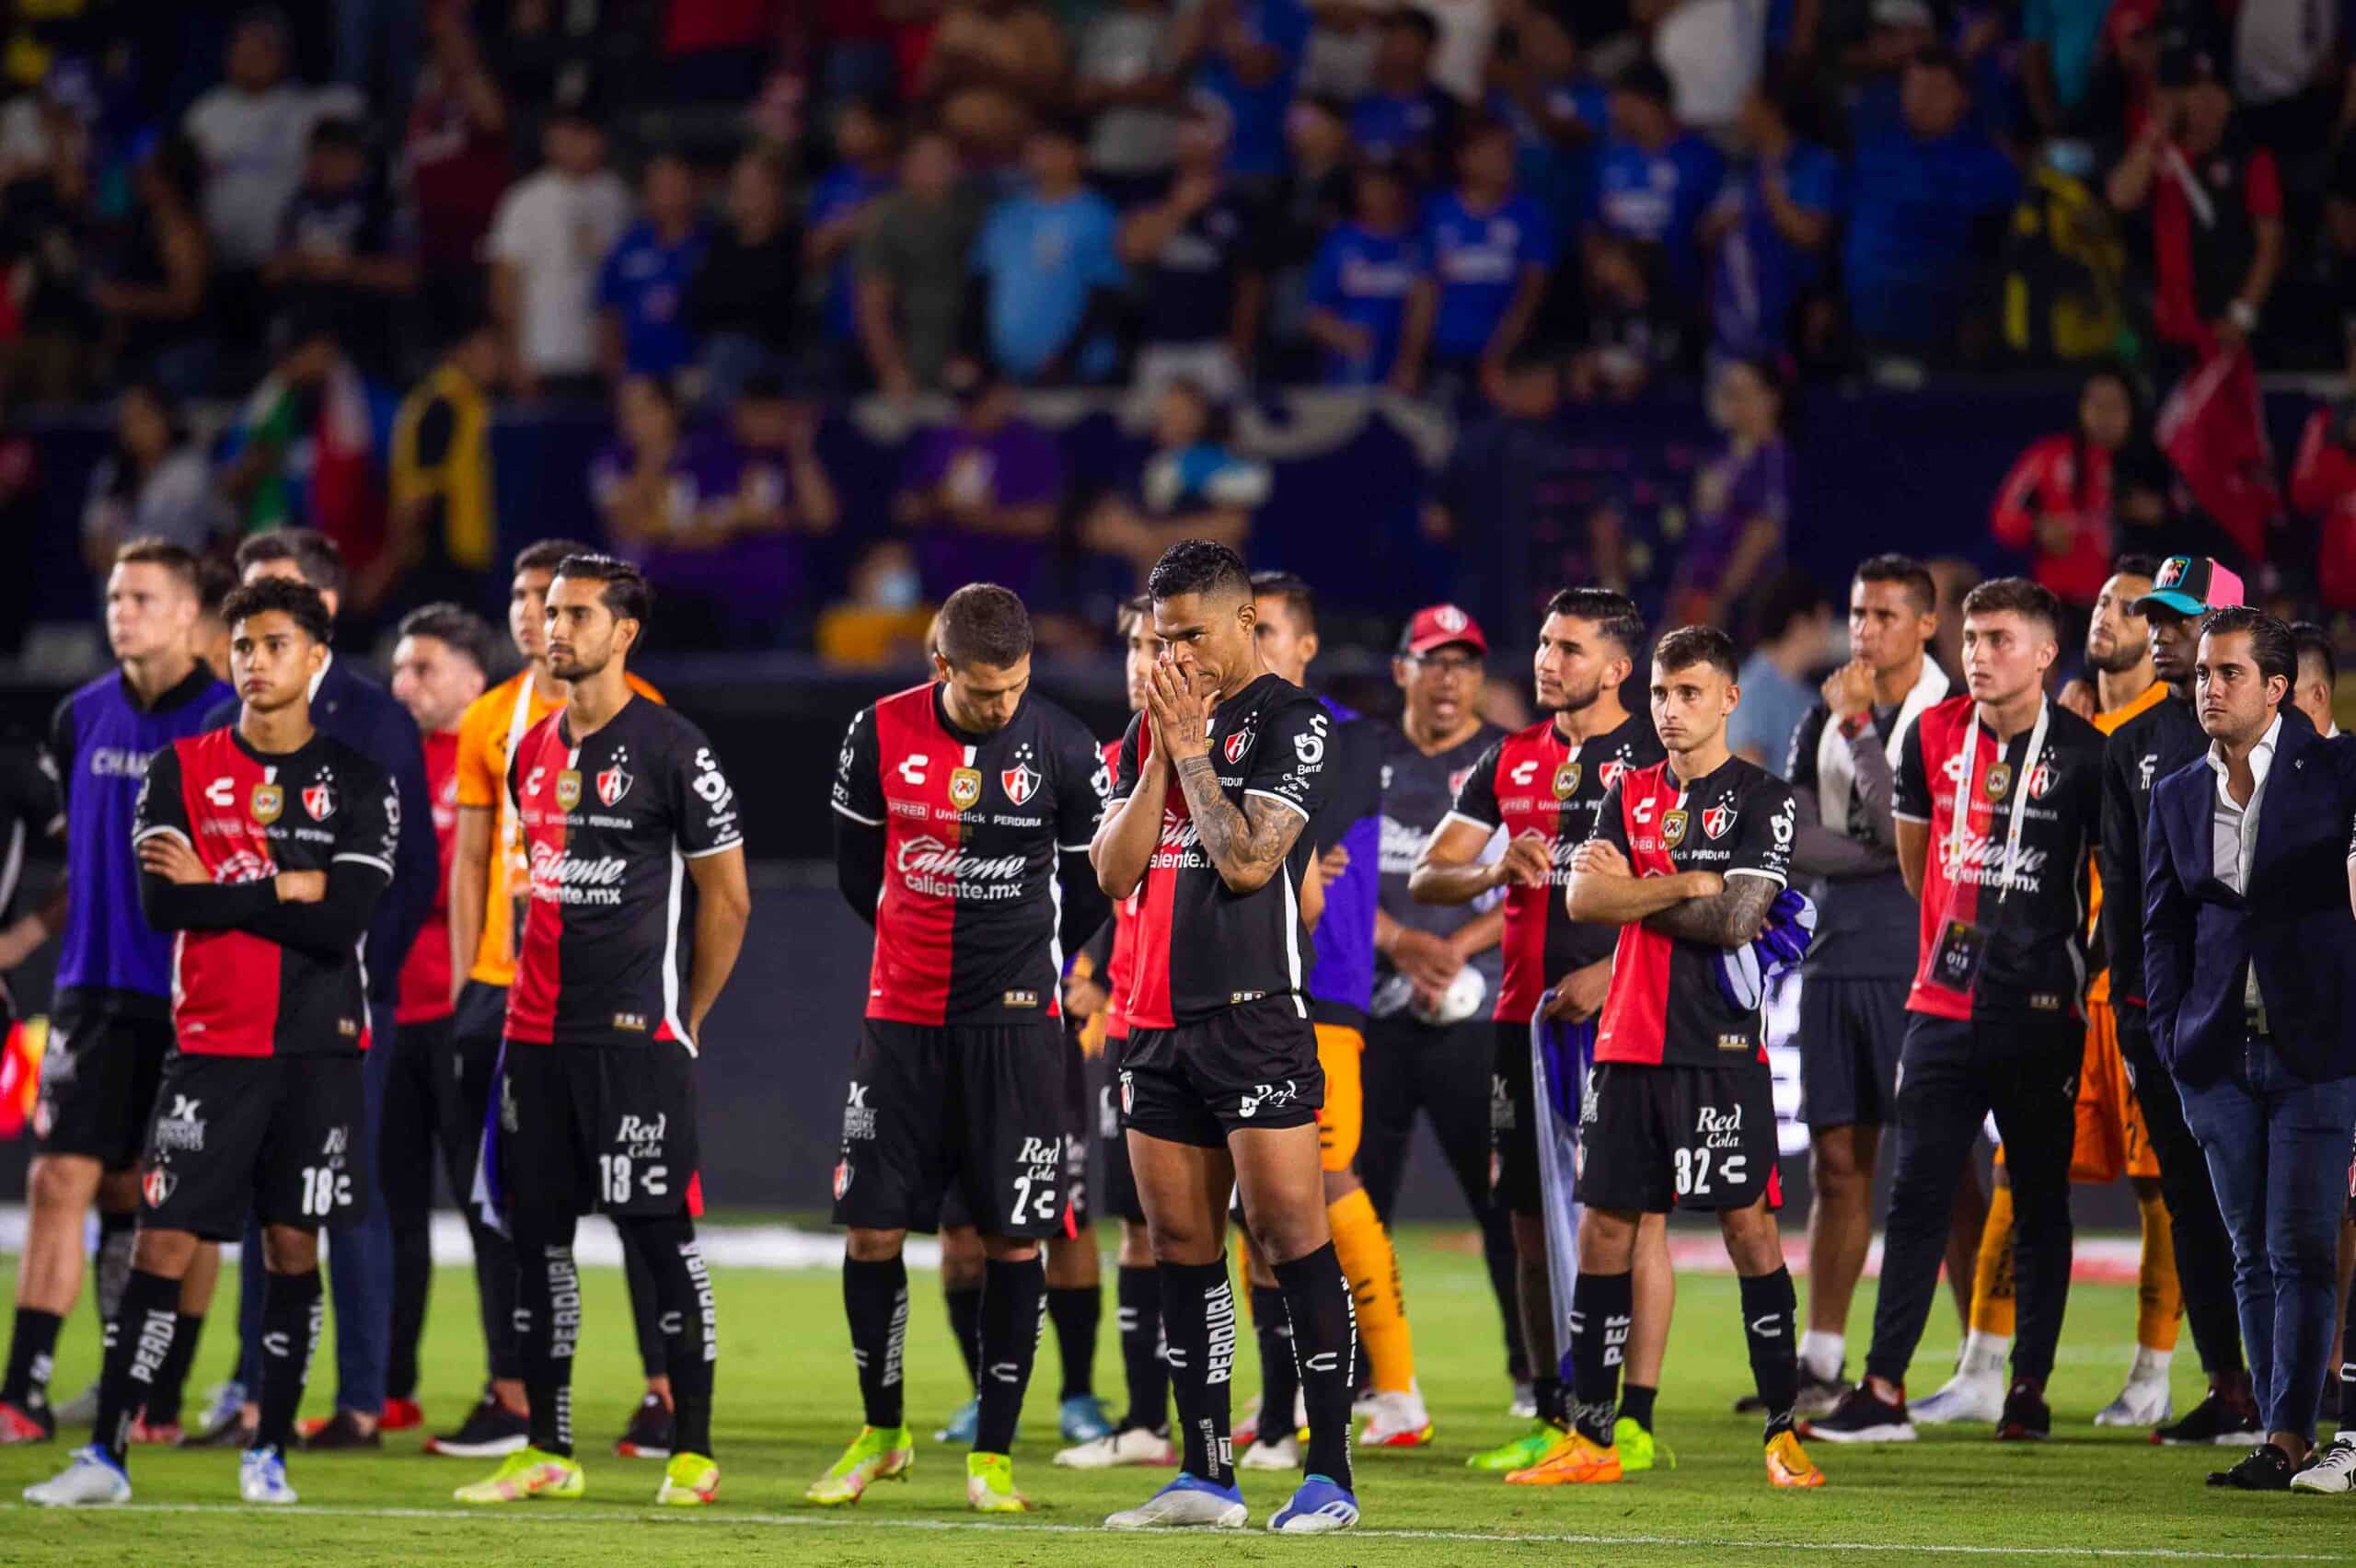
[
  {"xmin": 1799, "ymin": 1383, "xmax": 1917, "ymax": 1444},
  {"xmin": 614, "ymin": 1391, "xmax": 674, "ymax": 1458},
  {"xmin": 2154, "ymin": 1390, "xmax": 2265, "ymax": 1447},
  {"xmin": 2209, "ymin": 1444, "xmax": 2294, "ymax": 1490},
  {"xmin": 425, "ymin": 1393, "xmax": 532, "ymax": 1458},
  {"xmin": 299, "ymin": 1410, "xmax": 384, "ymax": 1450},
  {"xmin": 1994, "ymin": 1379, "xmax": 2051, "ymax": 1442}
]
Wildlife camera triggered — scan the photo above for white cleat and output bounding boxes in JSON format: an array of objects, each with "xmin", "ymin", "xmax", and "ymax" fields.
[
  {"xmin": 53, "ymin": 1381, "xmax": 101, "ymax": 1427},
  {"xmin": 24, "ymin": 1446, "xmax": 131, "ymax": 1506},
  {"xmin": 1103, "ymin": 1476, "xmax": 1250, "ymax": 1529},
  {"xmin": 1055, "ymin": 1426, "xmax": 1178, "ymax": 1469},
  {"xmin": 2292, "ymin": 1437, "xmax": 2356, "ymax": 1493},
  {"xmin": 238, "ymin": 1447, "xmax": 298, "ymax": 1505},
  {"xmin": 1359, "ymin": 1389, "xmax": 1434, "ymax": 1448},
  {"xmin": 1240, "ymin": 1434, "xmax": 1302, "ymax": 1470},
  {"xmin": 1911, "ymin": 1370, "xmax": 2005, "ymax": 1425},
  {"xmin": 2093, "ymin": 1373, "xmax": 2173, "ymax": 1429}
]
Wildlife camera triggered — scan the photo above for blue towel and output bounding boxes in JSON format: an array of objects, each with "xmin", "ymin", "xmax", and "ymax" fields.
[
  {"xmin": 1714, "ymin": 885, "xmax": 1819, "ymax": 1012},
  {"xmin": 469, "ymin": 1040, "xmax": 510, "ymax": 1238},
  {"xmin": 1530, "ymin": 1000, "xmax": 1597, "ymax": 1382}
]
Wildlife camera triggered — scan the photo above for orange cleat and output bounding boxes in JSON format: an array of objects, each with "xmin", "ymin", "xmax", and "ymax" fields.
[
  {"xmin": 1504, "ymin": 1429, "xmax": 1622, "ymax": 1486},
  {"xmin": 1765, "ymin": 1429, "xmax": 1826, "ymax": 1488}
]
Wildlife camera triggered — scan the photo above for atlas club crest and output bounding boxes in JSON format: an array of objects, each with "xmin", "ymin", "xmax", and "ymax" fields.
[
  {"xmin": 1702, "ymin": 802, "xmax": 1736, "ymax": 840},
  {"xmin": 1001, "ymin": 762, "xmax": 1041, "ymax": 805},
  {"xmin": 596, "ymin": 765, "xmax": 632, "ymax": 807},
  {"xmin": 302, "ymin": 780, "xmax": 336, "ymax": 821}
]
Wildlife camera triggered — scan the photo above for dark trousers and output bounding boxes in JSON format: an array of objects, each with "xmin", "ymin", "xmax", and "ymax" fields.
[
  {"xmin": 2177, "ymin": 1034, "xmax": 2356, "ymax": 1439},
  {"xmin": 2115, "ymin": 1006, "xmax": 2247, "ymax": 1378},
  {"xmin": 1865, "ymin": 1009, "xmax": 2078, "ymax": 1390},
  {"xmin": 1359, "ymin": 1010, "xmax": 1529, "ymax": 1382}
]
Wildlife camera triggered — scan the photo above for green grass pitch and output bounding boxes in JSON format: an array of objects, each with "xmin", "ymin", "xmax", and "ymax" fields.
[{"xmin": 2, "ymin": 1223, "xmax": 2347, "ymax": 1565}]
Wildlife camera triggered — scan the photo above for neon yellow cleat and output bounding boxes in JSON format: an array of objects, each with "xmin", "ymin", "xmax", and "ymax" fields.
[
  {"xmin": 965, "ymin": 1450, "xmax": 1029, "ymax": 1513},
  {"xmin": 1467, "ymin": 1423, "xmax": 1559, "ymax": 1471},
  {"xmin": 1613, "ymin": 1417, "xmax": 1673, "ymax": 1472},
  {"xmin": 804, "ymin": 1425, "xmax": 914, "ymax": 1505},
  {"xmin": 655, "ymin": 1451, "xmax": 719, "ymax": 1506},
  {"xmin": 453, "ymin": 1447, "xmax": 585, "ymax": 1504}
]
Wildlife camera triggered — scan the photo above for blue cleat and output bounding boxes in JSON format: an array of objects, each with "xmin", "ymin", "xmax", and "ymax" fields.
[
  {"xmin": 1104, "ymin": 1472, "xmax": 1250, "ymax": 1529},
  {"xmin": 1268, "ymin": 1473, "xmax": 1358, "ymax": 1534},
  {"xmin": 1059, "ymin": 1394, "xmax": 1114, "ymax": 1444},
  {"xmin": 934, "ymin": 1398, "xmax": 980, "ymax": 1445}
]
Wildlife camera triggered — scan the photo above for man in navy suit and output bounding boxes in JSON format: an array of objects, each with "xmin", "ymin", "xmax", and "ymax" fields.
[{"xmin": 2144, "ymin": 607, "xmax": 2356, "ymax": 1492}]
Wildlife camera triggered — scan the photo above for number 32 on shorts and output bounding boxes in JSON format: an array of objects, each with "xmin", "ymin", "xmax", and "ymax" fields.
[
  {"xmin": 1009, "ymin": 1136, "xmax": 1061, "ymax": 1228},
  {"xmin": 1672, "ymin": 1145, "xmax": 1747, "ymax": 1197}
]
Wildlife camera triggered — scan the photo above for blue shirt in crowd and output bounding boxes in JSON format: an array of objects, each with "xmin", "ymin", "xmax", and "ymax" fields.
[
  {"xmin": 1843, "ymin": 101, "xmax": 2020, "ymax": 350},
  {"xmin": 808, "ymin": 165, "xmax": 895, "ymax": 340},
  {"xmin": 1709, "ymin": 141, "xmax": 1841, "ymax": 360},
  {"xmin": 972, "ymin": 186, "xmax": 1126, "ymax": 379},
  {"xmin": 1305, "ymin": 221, "xmax": 1423, "ymax": 385},
  {"xmin": 1592, "ymin": 131, "xmax": 1726, "ymax": 295},
  {"xmin": 1423, "ymin": 189, "xmax": 1556, "ymax": 360},
  {"xmin": 1350, "ymin": 86, "xmax": 1456, "ymax": 167},
  {"xmin": 1195, "ymin": 0, "xmax": 1311, "ymax": 179},
  {"xmin": 597, "ymin": 218, "xmax": 712, "ymax": 377}
]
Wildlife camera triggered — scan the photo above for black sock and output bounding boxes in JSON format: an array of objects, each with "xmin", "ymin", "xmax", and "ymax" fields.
[
  {"xmin": 1250, "ymin": 1285, "xmax": 1297, "ymax": 1443},
  {"xmin": 1532, "ymin": 1374, "xmax": 1565, "ymax": 1427},
  {"xmin": 254, "ymin": 1269, "xmax": 323, "ymax": 1455},
  {"xmin": 142, "ymin": 1314, "xmax": 204, "ymax": 1427},
  {"xmin": 620, "ymin": 1226, "xmax": 666, "ymax": 1380},
  {"xmin": 514, "ymin": 1216, "xmax": 582, "ymax": 1458},
  {"xmin": 468, "ymin": 1216, "xmax": 523, "ymax": 1383},
  {"xmin": 1740, "ymin": 1267, "xmax": 1800, "ymax": 1441},
  {"xmin": 92, "ymin": 1270, "xmax": 179, "ymax": 1463},
  {"xmin": 2341, "ymin": 1287, "xmax": 2356, "ymax": 1424},
  {"xmin": 1622, "ymin": 1382, "xmax": 1657, "ymax": 1434},
  {"xmin": 629, "ymin": 1217, "xmax": 716, "ymax": 1458},
  {"xmin": 1, "ymin": 1307, "xmax": 63, "ymax": 1412},
  {"xmin": 93, "ymin": 1211, "xmax": 134, "ymax": 1325},
  {"xmin": 1161, "ymin": 1261, "xmax": 1236, "ymax": 1488},
  {"xmin": 944, "ymin": 1282, "xmax": 984, "ymax": 1391},
  {"xmin": 1047, "ymin": 1285, "xmax": 1101, "ymax": 1401},
  {"xmin": 1569, "ymin": 1271, "xmax": 1633, "ymax": 1445},
  {"xmin": 843, "ymin": 1254, "xmax": 910, "ymax": 1431},
  {"xmin": 1273, "ymin": 1244, "xmax": 1357, "ymax": 1492},
  {"xmin": 1116, "ymin": 1265, "xmax": 1166, "ymax": 1434},
  {"xmin": 388, "ymin": 1218, "xmax": 432, "ymax": 1402},
  {"xmin": 975, "ymin": 1256, "xmax": 1045, "ymax": 1454}
]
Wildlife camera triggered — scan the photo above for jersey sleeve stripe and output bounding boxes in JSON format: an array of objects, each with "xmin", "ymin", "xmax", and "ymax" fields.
[
  {"xmin": 1438, "ymin": 809, "xmax": 1496, "ymax": 835},
  {"xmin": 1725, "ymin": 866, "xmax": 1787, "ymax": 886},
  {"xmin": 1891, "ymin": 810, "xmax": 1932, "ymax": 824},
  {"xmin": 1058, "ymin": 842, "xmax": 1093, "ymax": 853},
  {"xmin": 1243, "ymin": 788, "xmax": 1311, "ymax": 822},
  {"xmin": 830, "ymin": 800, "xmax": 884, "ymax": 827},
  {"xmin": 133, "ymin": 825, "xmax": 191, "ymax": 847},
  {"xmin": 683, "ymin": 837, "xmax": 744, "ymax": 859},
  {"xmin": 334, "ymin": 852, "xmax": 396, "ymax": 875}
]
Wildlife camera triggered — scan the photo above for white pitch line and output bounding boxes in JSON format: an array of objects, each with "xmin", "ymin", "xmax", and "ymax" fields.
[{"xmin": 0, "ymin": 1502, "xmax": 2332, "ymax": 1560}]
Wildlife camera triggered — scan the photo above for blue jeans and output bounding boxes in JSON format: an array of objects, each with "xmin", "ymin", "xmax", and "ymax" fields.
[
  {"xmin": 2177, "ymin": 1034, "xmax": 2356, "ymax": 1440},
  {"xmin": 238, "ymin": 1005, "xmax": 396, "ymax": 1414}
]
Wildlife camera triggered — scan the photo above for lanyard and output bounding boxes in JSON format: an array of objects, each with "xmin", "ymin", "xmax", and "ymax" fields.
[
  {"xmin": 500, "ymin": 671, "xmax": 537, "ymax": 866},
  {"xmin": 1949, "ymin": 698, "xmax": 2048, "ymax": 904}
]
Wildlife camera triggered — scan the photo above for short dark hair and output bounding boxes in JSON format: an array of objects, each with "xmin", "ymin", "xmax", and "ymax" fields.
[
  {"xmin": 1961, "ymin": 576, "xmax": 2063, "ymax": 642},
  {"xmin": 112, "ymin": 536, "xmax": 202, "ymax": 594},
  {"xmin": 222, "ymin": 576, "xmax": 332, "ymax": 647},
  {"xmin": 1614, "ymin": 58, "xmax": 1674, "ymax": 105},
  {"xmin": 1854, "ymin": 553, "xmax": 1936, "ymax": 616},
  {"xmin": 936, "ymin": 582, "xmax": 1033, "ymax": 668},
  {"xmin": 2111, "ymin": 552, "xmax": 2164, "ymax": 583},
  {"xmin": 397, "ymin": 603, "xmax": 502, "ymax": 676},
  {"xmin": 195, "ymin": 559, "xmax": 236, "ymax": 618},
  {"xmin": 1114, "ymin": 593, "xmax": 1152, "ymax": 637},
  {"xmin": 236, "ymin": 528, "xmax": 348, "ymax": 600},
  {"xmin": 1756, "ymin": 569, "xmax": 1831, "ymax": 643},
  {"xmin": 2200, "ymin": 605, "xmax": 2296, "ymax": 689},
  {"xmin": 2291, "ymin": 619, "xmax": 2337, "ymax": 688},
  {"xmin": 1542, "ymin": 586, "xmax": 1645, "ymax": 658},
  {"xmin": 1653, "ymin": 625, "xmax": 1739, "ymax": 682},
  {"xmin": 1385, "ymin": 7, "xmax": 1438, "ymax": 43},
  {"xmin": 1250, "ymin": 571, "xmax": 1316, "ymax": 636},
  {"xmin": 553, "ymin": 552, "xmax": 653, "ymax": 631},
  {"xmin": 514, "ymin": 537, "xmax": 595, "ymax": 576},
  {"xmin": 1147, "ymin": 538, "xmax": 1253, "ymax": 605}
]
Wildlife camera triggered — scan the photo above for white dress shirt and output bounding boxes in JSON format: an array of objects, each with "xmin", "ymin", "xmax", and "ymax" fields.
[{"xmin": 2204, "ymin": 712, "xmax": 2281, "ymax": 1015}]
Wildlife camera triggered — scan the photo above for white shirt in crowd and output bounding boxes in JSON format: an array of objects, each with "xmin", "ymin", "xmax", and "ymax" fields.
[
  {"xmin": 1656, "ymin": 0, "xmax": 1765, "ymax": 130},
  {"xmin": 487, "ymin": 166, "xmax": 633, "ymax": 379},
  {"xmin": 2205, "ymin": 710, "xmax": 2281, "ymax": 1013},
  {"xmin": 81, "ymin": 448, "xmax": 226, "ymax": 557},
  {"xmin": 183, "ymin": 81, "xmax": 363, "ymax": 269},
  {"xmin": 2234, "ymin": 0, "xmax": 2337, "ymax": 104}
]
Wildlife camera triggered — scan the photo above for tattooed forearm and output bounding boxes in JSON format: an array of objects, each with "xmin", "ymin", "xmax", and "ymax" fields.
[
  {"xmin": 1642, "ymin": 874, "xmax": 1780, "ymax": 950},
  {"xmin": 1174, "ymin": 755, "xmax": 1305, "ymax": 893}
]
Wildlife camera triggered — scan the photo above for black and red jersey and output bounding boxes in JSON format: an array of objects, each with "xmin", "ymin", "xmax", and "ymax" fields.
[
  {"xmin": 133, "ymin": 728, "xmax": 397, "ymax": 1057},
  {"xmin": 504, "ymin": 695, "xmax": 744, "ymax": 1050},
  {"xmin": 1895, "ymin": 694, "xmax": 2103, "ymax": 1021},
  {"xmin": 1112, "ymin": 673, "xmax": 1330, "ymax": 1029},
  {"xmin": 1444, "ymin": 712, "xmax": 1662, "ymax": 1022},
  {"xmin": 832, "ymin": 683, "xmax": 1107, "ymax": 1027},
  {"xmin": 1592, "ymin": 754, "xmax": 1796, "ymax": 1067},
  {"xmin": 1096, "ymin": 737, "xmax": 1140, "ymax": 1042}
]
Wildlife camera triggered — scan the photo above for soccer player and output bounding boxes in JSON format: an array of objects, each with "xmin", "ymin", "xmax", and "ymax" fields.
[
  {"xmin": 1244, "ymin": 571, "xmax": 1430, "ymax": 1454},
  {"xmin": 453, "ymin": 554, "xmax": 750, "ymax": 1507},
  {"xmin": 1923, "ymin": 560, "xmax": 2183, "ymax": 1428},
  {"xmin": 1057, "ymin": 594, "xmax": 1180, "ymax": 1471},
  {"xmin": 1553, "ymin": 624, "xmax": 1823, "ymax": 1490},
  {"xmin": 1778, "ymin": 556, "xmax": 1949, "ymax": 1414},
  {"xmin": 1363, "ymin": 605, "xmax": 1526, "ymax": 1410},
  {"xmin": 1091, "ymin": 539, "xmax": 1359, "ymax": 1535},
  {"xmin": 24, "ymin": 576, "xmax": 397, "ymax": 1506},
  {"xmin": 382, "ymin": 604, "xmax": 497, "ymax": 1433},
  {"xmin": 2092, "ymin": 555, "xmax": 2258, "ymax": 1445},
  {"xmin": 0, "ymin": 540, "xmax": 229, "ymax": 1447},
  {"xmin": 1806, "ymin": 578, "xmax": 2103, "ymax": 1445},
  {"xmin": 1408, "ymin": 588, "xmax": 1676, "ymax": 1475},
  {"xmin": 814, "ymin": 583, "xmax": 1109, "ymax": 1512},
  {"xmin": 437, "ymin": 538, "xmax": 672, "ymax": 1460}
]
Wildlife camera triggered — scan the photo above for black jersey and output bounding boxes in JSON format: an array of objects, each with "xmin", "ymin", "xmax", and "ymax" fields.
[
  {"xmin": 1895, "ymin": 695, "xmax": 2104, "ymax": 1021},
  {"xmin": 1112, "ymin": 673, "xmax": 1331, "ymax": 1028},
  {"xmin": 2097, "ymin": 693, "xmax": 2206, "ymax": 1009},
  {"xmin": 1593, "ymin": 754, "xmax": 1796, "ymax": 1067},
  {"xmin": 1445, "ymin": 711, "xmax": 1663, "ymax": 1021},
  {"xmin": 1375, "ymin": 721, "xmax": 1506, "ymax": 999},
  {"xmin": 831, "ymin": 683, "xmax": 1108, "ymax": 1027},
  {"xmin": 0, "ymin": 732, "xmax": 58, "ymax": 1008},
  {"xmin": 132, "ymin": 728, "xmax": 397, "ymax": 1057},
  {"xmin": 504, "ymin": 695, "xmax": 744, "ymax": 1050}
]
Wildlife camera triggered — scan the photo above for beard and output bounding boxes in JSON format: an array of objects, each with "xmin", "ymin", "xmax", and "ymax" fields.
[
  {"xmin": 2084, "ymin": 634, "xmax": 2146, "ymax": 676},
  {"xmin": 548, "ymin": 650, "xmax": 607, "ymax": 683},
  {"xmin": 1550, "ymin": 670, "xmax": 1605, "ymax": 714}
]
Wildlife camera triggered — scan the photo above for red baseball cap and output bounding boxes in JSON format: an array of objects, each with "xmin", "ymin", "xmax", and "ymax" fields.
[{"xmin": 1399, "ymin": 604, "xmax": 1487, "ymax": 657}]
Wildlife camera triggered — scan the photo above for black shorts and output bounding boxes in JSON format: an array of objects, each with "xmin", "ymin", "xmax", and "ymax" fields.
[
  {"xmin": 1099, "ymin": 1032, "xmax": 1146, "ymax": 1225},
  {"xmin": 1118, "ymin": 997, "xmax": 1324, "ymax": 1149},
  {"xmin": 834, "ymin": 1018, "xmax": 1069, "ymax": 1239},
  {"xmin": 1491, "ymin": 1020, "xmax": 1541, "ymax": 1215},
  {"xmin": 1576, "ymin": 1059, "xmax": 1783, "ymax": 1215},
  {"xmin": 138, "ymin": 1052, "xmax": 369, "ymax": 1240},
  {"xmin": 1796, "ymin": 975, "xmax": 1910, "ymax": 1130},
  {"xmin": 1060, "ymin": 1017, "xmax": 1093, "ymax": 1234},
  {"xmin": 34, "ymin": 1000, "xmax": 173, "ymax": 1170},
  {"xmin": 499, "ymin": 1041, "xmax": 699, "ymax": 1219}
]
